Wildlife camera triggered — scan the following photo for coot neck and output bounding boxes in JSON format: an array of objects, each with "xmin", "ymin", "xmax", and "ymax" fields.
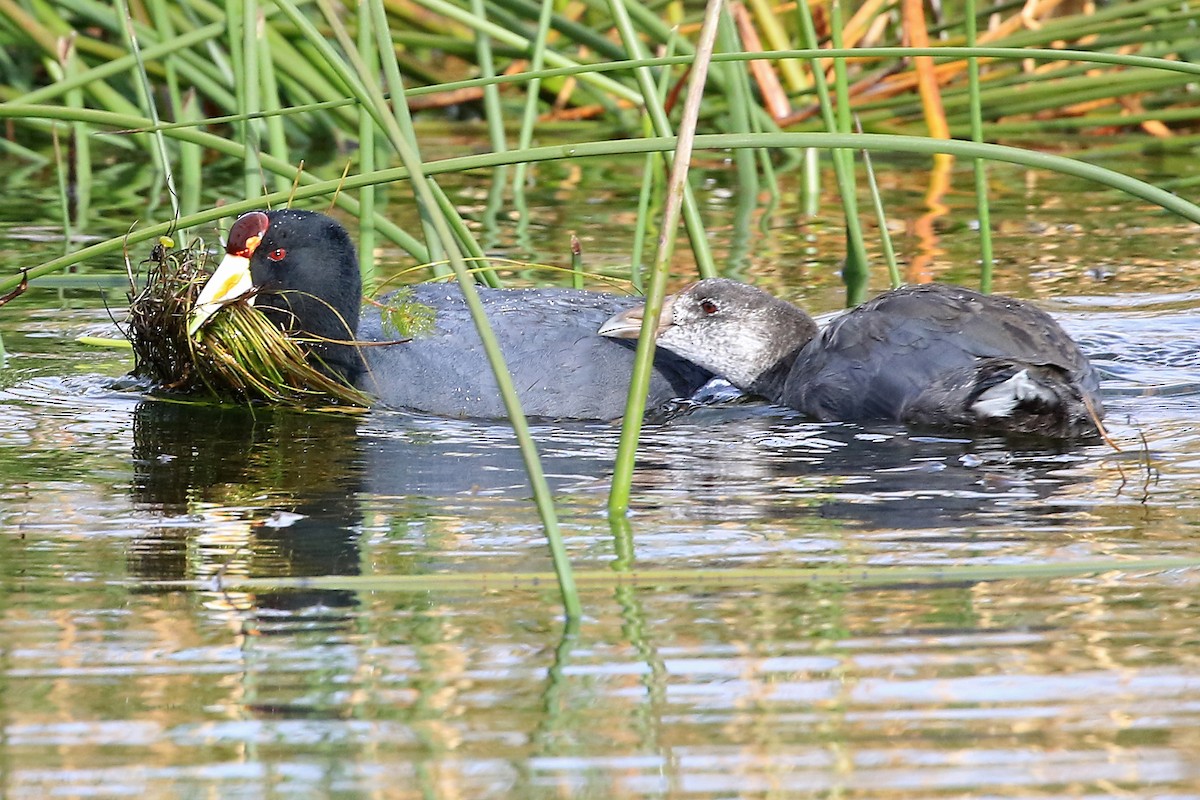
[{"xmin": 744, "ymin": 345, "xmax": 801, "ymax": 403}]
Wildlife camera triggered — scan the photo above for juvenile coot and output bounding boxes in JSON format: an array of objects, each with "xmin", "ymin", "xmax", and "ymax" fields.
[
  {"xmin": 187, "ymin": 209, "xmax": 710, "ymax": 419},
  {"xmin": 599, "ymin": 278, "xmax": 1104, "ymax": 437}
]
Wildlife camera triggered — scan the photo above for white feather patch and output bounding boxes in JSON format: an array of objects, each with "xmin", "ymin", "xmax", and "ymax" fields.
[{"xmin": 970, "ymin": 369, "xmax": 1058, "ymax": 418}]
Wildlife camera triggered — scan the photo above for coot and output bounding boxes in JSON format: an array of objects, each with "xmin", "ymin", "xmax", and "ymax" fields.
[
  {"xmin": 599, "ymin": 278, "xmax": 1103, "ymax": 437},
  {"xmin": 187, "ymin": 209, "xmax": 710, "ymax": 419}
]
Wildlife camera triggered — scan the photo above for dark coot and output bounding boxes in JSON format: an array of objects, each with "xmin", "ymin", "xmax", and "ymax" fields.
[
  {"xmin": 599, "ymin": 278, "xmax": 1104, "ymax": 437},
  {"xmin": 187, "ymin": 209, "xmax": 710, "ymax": 419}
]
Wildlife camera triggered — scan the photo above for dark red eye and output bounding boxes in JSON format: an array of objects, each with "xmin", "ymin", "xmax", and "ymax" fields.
[
  {"xmin": 700, "ymin": 299, "xmax": 718, "ymax": 314},
  {"xmin": 267, "ymin": 248, "xmax": 287, "ymax": 262}
]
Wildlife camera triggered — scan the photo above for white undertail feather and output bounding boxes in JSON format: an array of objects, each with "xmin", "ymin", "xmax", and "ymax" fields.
[{"xmin": 970, "ymin": 369, "xmax": 1059, "ymax": 419}]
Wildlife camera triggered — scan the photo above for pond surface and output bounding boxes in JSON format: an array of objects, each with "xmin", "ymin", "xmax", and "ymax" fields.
[{"xmin": 4, "ymin": 147, "xmax": 1200, "ymax": 798}]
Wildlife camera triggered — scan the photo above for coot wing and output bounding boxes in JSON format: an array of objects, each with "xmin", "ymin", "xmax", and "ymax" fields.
[
  {"xmin": 355, "ymin": 284, "xmax": 710, "ymax": 419},
  {"xmin": 780, "ymin": 284, "xmax": 1099, "ymax": 421}
]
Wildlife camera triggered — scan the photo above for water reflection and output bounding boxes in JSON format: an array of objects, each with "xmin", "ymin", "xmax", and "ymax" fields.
[
  {"xmin": 119, "ymin": 391, "xmax": 1140, "ymax": 577},
  {"xmin": 128, "ymin": 401, "xmax": 366, "ymax": 618}
]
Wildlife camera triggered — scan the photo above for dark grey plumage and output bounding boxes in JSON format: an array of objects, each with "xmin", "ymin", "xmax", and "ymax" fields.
[
  {"xmin": 356, "ymin": 284, "xmax": 708, "ymax": 418},
  {"xmin": 600, "ymin": 278, "xmax": 1103, "ymax": 437},
  {"xmin": 231, "ymin": 209, "xmax": 710, "ymax": 419}
]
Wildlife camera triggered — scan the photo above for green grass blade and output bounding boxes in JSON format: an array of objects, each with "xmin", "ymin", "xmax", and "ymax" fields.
[
  {"xmin": 605, "ymin": 0, "xmax": 717, "ymax": 278},
  {"xmin": 827, "ymin": 0, "xmax": 868, "ymax": 304},
  {"xmin": 608, "ymin": 0, "xmax": 724, "ymax": 519},
  {"xmin": 511, "ymin": 0, "xmax": 554, "ymax": 192},
  {"xmin": 965, "ymin": 0, "xmax": 993, "ymax": 293},
  {"xmin": 115, "ymin": 0, "xmax": 179, "ymax": 216},
  {"xmin": 357, "ymin": 0, "xmax": 378, "ymax": 285},
  {"xmin": 858, "ymin": 126, "xmax": 899, "ymax": 288},
  {"xmin": 470, "ymin": 0, "xmax": 507, "ymax": 154}
]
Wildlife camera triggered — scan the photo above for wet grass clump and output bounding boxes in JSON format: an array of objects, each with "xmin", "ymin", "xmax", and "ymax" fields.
[{"xmin": 125, "ymin": 238, "xmax": 371, "ymax": 410}]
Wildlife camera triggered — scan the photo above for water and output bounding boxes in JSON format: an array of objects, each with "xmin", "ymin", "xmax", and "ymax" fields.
[{"xmin": 4, "ymin": 152, "xmax": 1200, "ymax": 798}]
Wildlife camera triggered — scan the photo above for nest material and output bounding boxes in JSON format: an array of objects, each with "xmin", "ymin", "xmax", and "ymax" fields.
[{"xmin": 126, "ymin": 237, "xmax": 371, "ymax": 409}]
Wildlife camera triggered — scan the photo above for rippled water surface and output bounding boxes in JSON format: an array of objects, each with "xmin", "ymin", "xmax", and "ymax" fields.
[{"xmin": 4, "ymin": 152, "xmax": 1200, "ymax": 798}]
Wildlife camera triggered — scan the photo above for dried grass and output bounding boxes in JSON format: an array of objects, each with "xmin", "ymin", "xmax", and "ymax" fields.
[{"xmin": 125, "ymin": 238, "xmax": 371, "ymax": 410}]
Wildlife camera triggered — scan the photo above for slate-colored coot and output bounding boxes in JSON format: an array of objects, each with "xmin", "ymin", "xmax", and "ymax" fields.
[
  {"xmin": 187, "ymin": 209, "xmax": 710, "ymax": 419},
  {"xmin": 599, "ymin": 278, "xmax": 1103, "ymax": 437}
]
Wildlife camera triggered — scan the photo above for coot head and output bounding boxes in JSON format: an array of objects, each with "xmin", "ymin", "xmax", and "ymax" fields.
[
  {"xmin": 188, "ymin": 209, "xmax": 364, "ymax": 381},
  {"xmin": 599, "ymin": 278, "xmax": 817, "ymax": 394}
]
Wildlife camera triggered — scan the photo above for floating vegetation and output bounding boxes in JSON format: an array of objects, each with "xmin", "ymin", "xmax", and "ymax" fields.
[
  {"xmin": 375, "ymin": 287, "xmax": 437, "ymax": 339},
  {"xmin": 125, "ymin": 238, "xmax": 371, "ymax": 410}
]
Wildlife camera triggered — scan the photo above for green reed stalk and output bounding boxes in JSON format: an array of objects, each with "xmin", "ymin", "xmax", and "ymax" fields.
[
  {"xmin": 406, "ymin": 0, "xmax": 642, "ymax": 102},
  {"xmin": 224, "ymin": 0, "xmax": 254, "ymax": 200},
  {"xmin": 144, "ymin": 0, "xmax": 185, "ymax": 120},
  {"xmin": 8, "ymin": 22, "xmax": 228, "ymax": 108},
  {"xmin": 240, "ymin": 0, "xmax": 265, "ymax": 198},
  {"xmin": 606, "ymin": 0, "xmax": 716, "ymax": 278},
  {"xmin": 630, "ymin": 35, "xmax": 679, "ymax": 292},
  {"xmin": 570, "ymin": 234, "xmax": 583, "ymax": 290},
  {"xmin": 608, "ymin": 0, "xmax": 725, "ymax": 519},
  {"xmin": 73, "ymin": 46, "xmax": 1200, "ymax": 144},
  {"xmin": 18, "ymin": 0, "xmax": 147, "ymax": 125},
  {"xmin": 470, "ymin": 0, "xmax": 507, "ymax": 155},
  {"xmin": 0, "ymin": 103, "xmax": 432, "ymax": 259},
  {"xmin": 257, "ymin": 12, "xmax": 290, "ymax": 195},
  {"xmin": 487, "ymin": 0, "xmax": 626, "ymax": 60},
  {"xmin": 796, "ymin": 2, "xmax": 866, "ymax": 301},
  {"xmin": 357, "ymin": 0, "xmax": 377, "ymax": 284},
  {"xmin": 281, "ymin": 0, "xmax": 578, "ymax": 616},
  {"xmin": 751, "ymin": 104, "xmax": 781, "ymax": 209},
  {"xmin": 859, "ymin": 132, "xmax": 899, "ymax": 288},
  {"xmin": 965, "ymin": 0, "xmax": 994, "ymax": 293},
  {"xmin": 512, "ymin": 0, "xmax": 554, "ymax": 192},
  {"xmin": 716, "ymin": 9, "xmax": 759, "ymax": 207},
  {"xmin": 177, "ymin": 90, "xmax": 203, "ymax": 224},
  {"xmin": 60, "ymin": 36, "xmax": 92, "ymax": 229},
  {"xmin": 366, "ymin": 0, "xmax": 499, "ymax": 287},
  {"xmin": 116, "ymin": 0, "xmax": 179, "ymax": 216},
  {"xmin": 827, "ymin": 0, "xmax": 868, "ymax": 304},
  {"xmin": 745, "ymin": 0, "xmax": 804, "ymax": 90},
  {"xmin": 400, "ymin": 46, "xmax": 1200, "ymax": 98},
  {"xmin": 51, "ymin": 129, "xmax": 71, "ymax": 258}
]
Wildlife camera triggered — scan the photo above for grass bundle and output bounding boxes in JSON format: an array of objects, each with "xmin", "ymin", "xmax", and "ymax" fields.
[{"xmin": 126, "ymin": 238, "xmax": 371, "ymax": 409}]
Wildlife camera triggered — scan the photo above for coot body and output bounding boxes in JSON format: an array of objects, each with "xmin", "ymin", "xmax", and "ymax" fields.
[
  {"xmin": 188, "ymin": 209, "xmax": 710, "ymax": 419},
  {"xmin": 356, "ymin": 283, "xmax": 708, "ymax": 418},
  {"xmin": 600, "ymin": 278, "xmax": 1103, "ymax": 437}
]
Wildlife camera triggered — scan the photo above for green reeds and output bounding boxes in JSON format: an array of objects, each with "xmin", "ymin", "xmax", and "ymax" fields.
[
  {"xmin": 796, "ymin": 0, "xmax": 869, "ymax": 305},
  {"xmin": 8, "ymin": 127, "xmax": 1200, "ymax": 298},
  {"xmin": 965, "ymin": 0, "xmax": 994, "ymax": 293},
  {"xmin": 608, "ymin": 0, "xmax": 725, "ymax": 519},
  {"xmin": 5, "ymin": 1, "xmax": 1200, "ymax": 148}
]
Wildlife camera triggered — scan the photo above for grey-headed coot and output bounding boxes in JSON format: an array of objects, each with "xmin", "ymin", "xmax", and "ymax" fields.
[
  {"xmin": 599, "ymin": 278, "xmax": 1103, "ymax": 437},
  {"xmin": 187, "ymin": 209, "xmax": 710, "ymax": 419}
]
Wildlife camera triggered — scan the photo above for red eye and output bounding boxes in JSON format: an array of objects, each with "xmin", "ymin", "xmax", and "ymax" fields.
[
  {"xmin": 267, "ymin": 248, "xmax": 287, "ymax": 262},
  {"xmin": 700, "ymin": 299, "xmax": 718, "ymax": 314}
]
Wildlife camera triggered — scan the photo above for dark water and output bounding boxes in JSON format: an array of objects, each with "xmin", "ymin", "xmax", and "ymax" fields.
[{"xmin": 4, "ymin": 152, "xmax": 1200, "ymax": 798}]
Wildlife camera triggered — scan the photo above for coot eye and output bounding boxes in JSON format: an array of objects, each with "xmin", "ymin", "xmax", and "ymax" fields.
[
  {"xmin": 267, "ymin": 248, "xmax": 287, "ymax": 262},
  {"xmin": 700, "ymin": 299, "xmax": 718, "ymax": 314}
]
